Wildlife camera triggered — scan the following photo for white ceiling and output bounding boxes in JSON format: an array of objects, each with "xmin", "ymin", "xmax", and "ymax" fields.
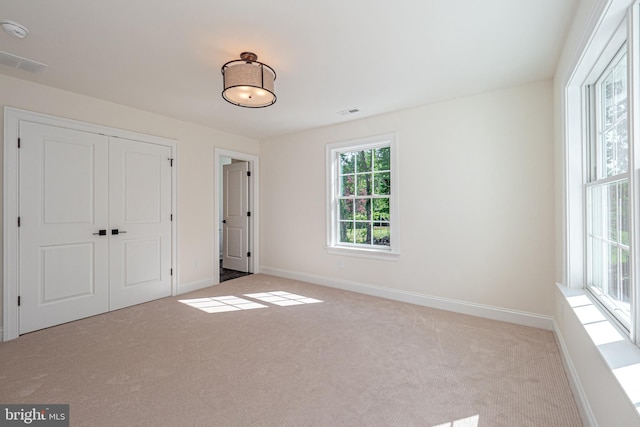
[{"xmin": 0, "ymin": 0, "xmax": 578, "ymax": 140}]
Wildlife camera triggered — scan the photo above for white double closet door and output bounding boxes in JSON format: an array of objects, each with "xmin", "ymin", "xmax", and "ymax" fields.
[{"xmin": 18, "ymin": 121, "xmax": 172, "ymax": 334}]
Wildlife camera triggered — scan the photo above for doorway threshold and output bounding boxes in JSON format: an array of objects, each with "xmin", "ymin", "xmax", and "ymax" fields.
[{"xmin": 220, "ymin": 259, "xmax": 251, "ymax": 283}]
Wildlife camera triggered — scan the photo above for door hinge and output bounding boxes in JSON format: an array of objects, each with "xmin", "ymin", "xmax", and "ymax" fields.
[
  {"xmin": 168, "ymin": 158, "xmax": 174, "ymax": 167},
  {"xmin": 247, "ymin": 211, "xmax": 251, "ymax": 217},
  {"xmin": 170, "ymin": 214, "xmax": 173, "ymax": 221},
  {"xmin": 170, "ymin": 268, "xmax": 173, "ymax": 276},
  {"xmin": 18, "ymin": 296, "xmax": 21, "ymax": 306},
  {"xmin": 17, "ymin": 217, "xmax": 21, "ymax": 227},
  {"xmin": 17, "ymin": 138, "xmax": 21, "ymax": 148},
  {"xmin": 247, "ymin": 252, "xmax": 251, "ymax": 257},
  {"xmin": 247, "ymin": 171, "xmax": 251, "ymax": 177}
]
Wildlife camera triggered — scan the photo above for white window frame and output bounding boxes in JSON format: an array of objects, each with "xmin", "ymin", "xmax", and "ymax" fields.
[
  {"xmin": 584, "ymin": 42, "xmax": 632, "ymax": 329},
  {"xmin": 326, "ymin": 133, "xmax": 399, "ymax": 260},
  {"xmin": 561, "ymin": 0, "xmax": 640, "ymax": 415},
  {"xmin": 565, "ymin": 1, "xmax": 639, "ymax": 344}
]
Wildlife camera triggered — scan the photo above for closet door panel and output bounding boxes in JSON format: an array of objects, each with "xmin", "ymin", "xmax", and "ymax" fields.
[
  {"xmin": 18, "ymin": 122, "xmax": 109, "ymax": 334},
  {"xmin": 109, "ymin": 138, "xmax": 172, "ymax": 310}
]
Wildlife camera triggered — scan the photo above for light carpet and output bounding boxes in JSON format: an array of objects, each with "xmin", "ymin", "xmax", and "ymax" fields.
[{"xmin": 0, "ymin": 274, "xmax": 582, "ymax": 426}]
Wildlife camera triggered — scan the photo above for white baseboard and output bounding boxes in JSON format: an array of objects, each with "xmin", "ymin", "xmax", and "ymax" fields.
[
  {"xmin": 177, "ymin": 277, "xmax": 218, "ymax": 295},
  {"xmin": 260, "ymin": 266, "xmax": 554, "ymax": 330},
  {"xmin": 553, "ymin": 319, "xmax": 597, "ymax": 427}
]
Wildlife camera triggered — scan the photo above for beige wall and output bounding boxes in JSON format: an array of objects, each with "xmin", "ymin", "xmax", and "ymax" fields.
[
  {"xmin": 260, "ymin": 80, "xmax": 555, "ymax": 316},
  {"xmin": 0, "ymin": 74, "xmax": 260, "ymax": 329}
]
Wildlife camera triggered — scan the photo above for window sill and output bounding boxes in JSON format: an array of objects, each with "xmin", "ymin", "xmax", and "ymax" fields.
[
  {"xmin": 326, "ymin": 246, "xmax": 400, "ymax": 261},
  {"xmin": 556, "ymin": 283, "xmax": 640, "ymax": 413}
]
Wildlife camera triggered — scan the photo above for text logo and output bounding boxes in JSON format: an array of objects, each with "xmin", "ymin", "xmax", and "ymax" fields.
[{"xmin": 0, "ymin": 405, "xmax": 69, "ymax": 426}]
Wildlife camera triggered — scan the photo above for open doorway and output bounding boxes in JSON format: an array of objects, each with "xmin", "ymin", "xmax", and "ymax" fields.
[{"xmin": 215, "ymin": 149, "xmax": 259, "ymax": 283}]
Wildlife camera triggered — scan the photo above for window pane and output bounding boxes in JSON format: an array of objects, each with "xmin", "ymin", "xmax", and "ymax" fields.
[
  {"xmin": 607, "ymin": 182, "xmax": 618, "ymax": 242},
  {"xmin": 373, "ymin": 198, "xmax": 390, "ymax": 221},
  {"xmin": 339, "ymin": 199, "xmax": 353, "ymax": 220},
  {"xmin": 603, "ymin": 124, "xmax": 628, "ymax": 177},
  {"xmin": 603, "ymin": 129, "xmax": 615, "ymax": 176},
  {"xmin": 339, "ymin": 222, "xmax": 354, "ymax": 244},
  {"xmin": 608, "ymin": 244, "xmax": 618, "ymax": 298},
  {"xmin": 340, "ymin": 174, "xmax": 355, "ymax": 196},
  {"xmin": 613, "ymin": 54, "xmax": 628, "ymax": 122},
  {"xmin": 374, "ymin": 147, "xmax": 390, "ymax": 171},
  {"xmin": 373, "ymin": 222, "xmax": 390, "ymax": 246},
  {"xmin": 355, "ymin": 222, "xmax": 371, "ymax": 244},
  {"xmin": 615, "ymin": 117, "xmax": 629, "ymax": 174},
  {"xmin": 591, "ymin": 243, "xmax": 632, "ymax": 326},
  {"xmin": 588, "ymin": 238, "xmax": 605, "ymax": 292},
  {"xmin": 620, "ymin": 248, "xmax": 630, "ymax": 306},
  {"xmin": 620, "ymin": 181, "xmax": 629, "ymax": 245},
  {"xmin": 354, "ymin": 198, "xmax": 371, "ymax": 220},
  {"xmin": 589, "ymin": 185, "xmax": 603, "ymax": 238},
  {"xmin": 593, "ymin": 244, "xmax": 630, "ymax": 320},
  {"xmin": 601, "ymin": 55, "xmax": 627, "ymax": 126},
  {"xmin": 602, "ymin": 75, "xmax": 616, "ymax": 128},
  {"xmin": 599, "ymin": 52, "xmax": 628, "ymax": 178},
  {"xmin": 357, "ymin": 173, "xmax": 372, "ymax": 196},
  {"xmin": 355, "ymin": 150, "xmax": 372, "ymax": 173},
  {"xmin": 340, "ymin": 152, "xmax": 355, "ymax": 174},
  {"xmin": 603, "ymin": 245, "xmax": 631, "ymax": 319},
  {"xmin": 374, "ymin": 172, "xmax": 390, "ymax": 195}
]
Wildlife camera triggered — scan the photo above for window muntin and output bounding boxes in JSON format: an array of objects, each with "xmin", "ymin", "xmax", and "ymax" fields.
[
  {"xmin": 327, "ymin": 134, "xmax": 398, "ymax": 257},
  {"xmin": 586, "ymin": 46, "xmax": 631, "ymax": 328}
]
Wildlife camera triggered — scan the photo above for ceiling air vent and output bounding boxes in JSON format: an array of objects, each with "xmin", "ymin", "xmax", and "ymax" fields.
[
  {"xmin": 0, "ymin": 50, "xmax": 47, "ymax": 74},
  {"xmin": 337, "ymin": 108, "xmax": 360, "ymax": 116}
]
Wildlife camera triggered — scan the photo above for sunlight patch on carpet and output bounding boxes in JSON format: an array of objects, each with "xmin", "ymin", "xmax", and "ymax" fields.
[
  {"xmin": 179, "ymin": 292, "xmax": 322, "ymax": 313},
  {"xmin": 244, "ymin": 291, "xmax": 323, "ymax": 306},
  {"xmin": 432, "ymin": 414, "xmax": 479, "ymax": 427},
  {"xmin": 179, "ymin": 296, "xmax": 268, "ymax": 313}
]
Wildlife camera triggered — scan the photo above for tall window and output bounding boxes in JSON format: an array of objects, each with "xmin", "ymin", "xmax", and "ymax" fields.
[
  {"xmin": 326, "ymin": 133, "xmax": 399, "ymax": 257},
  {"xmin": 585, "ymin": 46, "xmax": 631, "ymax": 328}
]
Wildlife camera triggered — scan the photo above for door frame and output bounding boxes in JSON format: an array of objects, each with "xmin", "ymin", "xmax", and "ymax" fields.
[
  {"xmin": 3, "ymin": 107, "xmax": 178, "ymax": 341},
  {"xmin": 214, "ymin": 148, "xmax": 259, "ymax": 283}
]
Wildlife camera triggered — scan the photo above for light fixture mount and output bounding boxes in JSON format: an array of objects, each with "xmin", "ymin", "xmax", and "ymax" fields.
[
  {"xmin": 221, "ymin": 52, "xmax": 277, "ymax": 108},
  {"xmin": 239, "ymin": 52, "xmax": 258, "ymax": 62}
]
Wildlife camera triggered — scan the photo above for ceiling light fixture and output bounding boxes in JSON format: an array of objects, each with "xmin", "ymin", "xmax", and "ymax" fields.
[
  {"xmin": 0, "ymin": 20, "xmax": 30, "ymax": 39},
  {"xmin": 221, "ymin": 52, "xmax": 276, "ymax": 108}
]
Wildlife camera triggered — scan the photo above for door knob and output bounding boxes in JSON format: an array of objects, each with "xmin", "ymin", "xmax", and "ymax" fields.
[
  {"xmin": 93, "ymin": 229, "xmax": 107, "ymax": 236},
  {"xmin": 111, "ymin": 229, "xmax": 127, "ymax": 235}
]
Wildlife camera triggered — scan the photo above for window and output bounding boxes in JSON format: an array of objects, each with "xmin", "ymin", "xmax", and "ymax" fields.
[
  {"xmin": 326, "ymin": 133, "xmax": 399, "ymax": 258},
  {"xmin": 585, "ymin": 46, "xmax": 632, "ymax": 328},
  {"xmin": 563, "ymin": 0, "xmax": 640, "ymax": 415}
]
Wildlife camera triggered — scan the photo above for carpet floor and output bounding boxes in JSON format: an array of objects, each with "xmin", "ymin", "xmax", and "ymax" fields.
[{"xmin": 0, "ymin": 274, "xmax": 582, "ymax": 426}]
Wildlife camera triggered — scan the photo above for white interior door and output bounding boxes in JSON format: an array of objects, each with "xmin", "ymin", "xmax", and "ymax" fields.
[
  {"xmin": 19, "ymin": 122, "xmax": 110, "ymax": 334},
  {"xmin": 222, "ymin": 161, "xmax": 249, "ymax": 272},
  {"xmin": 109, "ymin": 138, "xmax": 172, "ymax": 310}
]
